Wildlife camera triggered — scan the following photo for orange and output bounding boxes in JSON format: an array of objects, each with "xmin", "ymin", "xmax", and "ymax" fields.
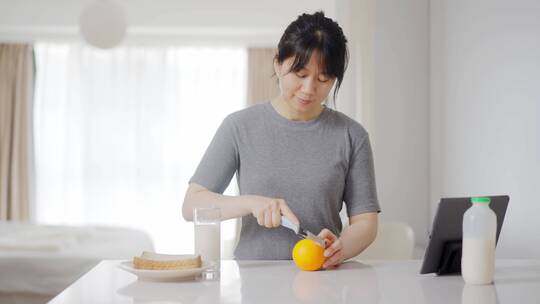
[{"xmin": 292, "ymin": 239, "xmax": 325, "ymax": 271}]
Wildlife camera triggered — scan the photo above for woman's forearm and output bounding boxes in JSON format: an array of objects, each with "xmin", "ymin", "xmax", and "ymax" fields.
[
  {"xmin": 182, "ymin": 184, "xmax": 252, "ymax": 221},
  {"xmin": 182, "ymin": 183, "xmax": 300, "ymax": 228},
  {"xmin": 340, "ymin": 213, "xmax": 378, "ymax": 260}
]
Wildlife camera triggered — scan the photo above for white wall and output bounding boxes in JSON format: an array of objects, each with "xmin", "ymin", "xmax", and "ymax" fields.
[
  {"xmin": 370, "ymin": 0, "xmax": 430, "ymax": 248},
  {"xmin": 333, "ymin": 0, "xmax": 358, "ymax": 117},
  {"xmin": 431, "ymin": 0, "xmax": 540, "ymax": 258},
  {"xmin": 0, "ymin": 0, "xmax": 335, "ymax": 46},
  {"xmin": 325, "ymin": 0, "xmax": 432, "ymax": 251}
]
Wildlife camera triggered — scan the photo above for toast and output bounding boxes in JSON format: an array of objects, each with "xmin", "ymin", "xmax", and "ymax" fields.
[{"xmin": 133, "ymin": 251, "xmax": 202, "ymax": 270}]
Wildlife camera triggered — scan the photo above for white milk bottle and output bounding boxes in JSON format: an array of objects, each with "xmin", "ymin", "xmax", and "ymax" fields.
[{"xmin": 462, "ymin": 197, "xmax": 497, "ymax": 285}]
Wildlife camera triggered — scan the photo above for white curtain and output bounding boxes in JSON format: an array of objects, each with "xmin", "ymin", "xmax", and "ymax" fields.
[{"xmin": 33, "ymin": 43, "xmax": 246, "ymax": 253}]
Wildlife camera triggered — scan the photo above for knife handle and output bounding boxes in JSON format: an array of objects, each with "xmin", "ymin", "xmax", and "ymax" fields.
[{"xmin": 281, "ymin": 216, "xmax": 299, "ymax": 234}]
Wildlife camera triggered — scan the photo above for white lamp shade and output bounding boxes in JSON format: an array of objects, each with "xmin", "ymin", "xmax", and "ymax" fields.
[{"xmin": 79, "ymin": 0, "xmax": 127, "ymax": 49}]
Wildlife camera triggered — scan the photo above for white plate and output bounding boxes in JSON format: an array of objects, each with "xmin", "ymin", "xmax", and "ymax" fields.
[{"xmin": 118, "ymin": 260, "xmax": 214, "ymax": 281}]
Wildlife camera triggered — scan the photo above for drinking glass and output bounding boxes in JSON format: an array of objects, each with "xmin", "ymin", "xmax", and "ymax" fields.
[{"xmin": 194, "ymin": 207, "xmax": 221, "ymax": 279}]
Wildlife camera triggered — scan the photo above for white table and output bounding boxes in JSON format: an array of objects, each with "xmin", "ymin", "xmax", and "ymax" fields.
[{"xmin": 48, "ymin": 259, "xmax": 540, "ymax": 304}]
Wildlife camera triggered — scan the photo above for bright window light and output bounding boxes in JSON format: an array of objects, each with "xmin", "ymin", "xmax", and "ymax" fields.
[{"xmin": 33, "ymin": 43, "xmax": 246, "ymax": 254}]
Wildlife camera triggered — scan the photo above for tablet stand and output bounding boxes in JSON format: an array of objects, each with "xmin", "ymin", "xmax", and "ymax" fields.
[{"xmin": 437, "ymin": 240, "xmax": 462, "ymax": 275}]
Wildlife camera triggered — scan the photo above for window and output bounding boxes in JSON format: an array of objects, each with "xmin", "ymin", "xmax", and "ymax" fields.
[{"xmin": 33, "ymin": 43, "xmax": 246, "ymax": 253}]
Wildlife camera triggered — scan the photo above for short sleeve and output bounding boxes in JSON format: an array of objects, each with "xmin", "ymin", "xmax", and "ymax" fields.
[
  {"xmin": 189, "ymin": 116, "xmax": 239, "ymax": 194},
  {"xmin": 343, "ymin": 133, "xmax": 381, "ymax": 216}
]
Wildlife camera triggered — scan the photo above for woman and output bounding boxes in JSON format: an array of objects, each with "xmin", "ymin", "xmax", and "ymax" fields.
[{"xmin": 182, "ymin": 11, "xmax": 380, "ymax": 269}]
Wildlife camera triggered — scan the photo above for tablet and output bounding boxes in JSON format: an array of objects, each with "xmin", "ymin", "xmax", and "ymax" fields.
[{"xmin": 419, "ymin": 195, "xmax": 509, "ymax": 275}]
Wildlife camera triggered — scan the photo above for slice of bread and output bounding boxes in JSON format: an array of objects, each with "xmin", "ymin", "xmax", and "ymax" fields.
[{"xmin": 133, "ymin": 251, "xmax": 202, "ymax": 270}]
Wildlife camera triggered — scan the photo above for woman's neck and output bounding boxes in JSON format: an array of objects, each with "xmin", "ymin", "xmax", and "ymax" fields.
[{"xmin": 270, "ymin": 96, "xmax": 324, "ymax": 121}]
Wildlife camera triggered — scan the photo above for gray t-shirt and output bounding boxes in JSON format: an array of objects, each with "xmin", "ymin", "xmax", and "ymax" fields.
[{"xmin": 189, "ymin": 102, "xmax": 380, "ymax": 260}]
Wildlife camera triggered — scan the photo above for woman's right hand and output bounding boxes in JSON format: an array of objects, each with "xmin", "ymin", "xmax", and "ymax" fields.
[{"xmin": 243, "ymin": 195, "xmax": 299, "ymax": 228}]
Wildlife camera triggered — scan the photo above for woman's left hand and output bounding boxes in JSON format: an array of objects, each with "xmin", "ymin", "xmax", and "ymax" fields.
[{"xmin": 318, "ymin": 228, "xmax": 345, "ymax": 269}]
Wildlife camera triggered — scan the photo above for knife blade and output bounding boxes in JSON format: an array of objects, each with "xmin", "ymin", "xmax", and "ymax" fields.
[{"xmin": 281, "ymin": 216, "xmax": 326, "ymax": 248}]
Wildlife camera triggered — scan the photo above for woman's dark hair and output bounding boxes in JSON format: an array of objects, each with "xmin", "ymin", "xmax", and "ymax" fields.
[{"xmin": 275, "ymin": 11, "xmax": 349, "ymax": 102}]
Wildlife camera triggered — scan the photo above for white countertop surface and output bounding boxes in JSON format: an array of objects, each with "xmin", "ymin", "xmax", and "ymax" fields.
[{"xmin": 49, "ymin": 259, "xmax": 540, "ymax": 304}]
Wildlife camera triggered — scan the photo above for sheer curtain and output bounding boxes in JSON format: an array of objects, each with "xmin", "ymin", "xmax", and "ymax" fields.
[{"xmin": 33, "ymin": 43, "xmax": 246, "ymax": 253}]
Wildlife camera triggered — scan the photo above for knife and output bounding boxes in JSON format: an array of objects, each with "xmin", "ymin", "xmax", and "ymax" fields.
[{"xmin": 281, "ymin": 216, "xmax": 326, "ymax": 248}]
